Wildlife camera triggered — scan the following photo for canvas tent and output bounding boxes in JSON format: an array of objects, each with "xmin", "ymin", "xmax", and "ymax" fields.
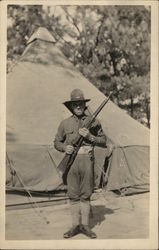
[{"xmin": 6, "ymin": 27, "xmax": 150, "ymax": 195}]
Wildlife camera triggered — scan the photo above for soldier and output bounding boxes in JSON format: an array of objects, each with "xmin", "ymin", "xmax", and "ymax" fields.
[{"xmin": 54, "ymin": 89, "xmax": 106, "ymax": 239}]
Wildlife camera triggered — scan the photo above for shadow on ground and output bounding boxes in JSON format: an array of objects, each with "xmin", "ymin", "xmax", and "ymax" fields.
[{"xmin": 90, "ymin": 205, "xmax": 114, "ymax": 228}]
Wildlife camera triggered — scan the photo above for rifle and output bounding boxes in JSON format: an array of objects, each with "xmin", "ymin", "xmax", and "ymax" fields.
[{"xmin": 58, "ymin": 92, "xmax": 113, "ymax": 184}]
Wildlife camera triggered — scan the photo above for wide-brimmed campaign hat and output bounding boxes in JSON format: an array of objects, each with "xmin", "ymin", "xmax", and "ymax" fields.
[
  {"xmin": 63, "ymin": 89, "xmax": 90, "ymax": 105},
  {"xmin": 63, "ymin": 89, "xmax": 90, "ymax": 112}
]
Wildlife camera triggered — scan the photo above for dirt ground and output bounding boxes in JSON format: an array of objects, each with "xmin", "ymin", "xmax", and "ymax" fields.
[{"xmin": 5, "ymin": 191, "xmax": 149, "ymax": 240}]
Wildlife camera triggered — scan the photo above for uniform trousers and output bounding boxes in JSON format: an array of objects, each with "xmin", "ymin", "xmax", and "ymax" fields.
[{"xmin": 67, "ymin": 153, "xmax": 94, "ymax": 226}]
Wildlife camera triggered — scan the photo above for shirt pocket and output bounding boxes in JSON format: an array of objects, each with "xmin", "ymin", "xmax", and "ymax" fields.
[
  {"xmin": 65, "ymin": 127, "xmax": 74, "ymax": 135},
  {"xmin": 65, "ymin": 127, "xmax": 78, "ymax": 144}
]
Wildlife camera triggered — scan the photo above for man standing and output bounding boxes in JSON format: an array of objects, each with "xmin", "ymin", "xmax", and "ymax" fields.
[{"xmin": 54, "ymin": 89, "xmax": 106, "ymax": 239}]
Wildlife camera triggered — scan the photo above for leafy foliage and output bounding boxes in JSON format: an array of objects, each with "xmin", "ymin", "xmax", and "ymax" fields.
[{"xmin": 7, "ymin": 5, "xmax": 150, "ymax": 127}]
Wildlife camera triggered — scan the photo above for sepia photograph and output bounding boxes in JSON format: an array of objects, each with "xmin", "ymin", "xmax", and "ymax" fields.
[{"xmin": 0, "ymin": 0, "xmax": 158, "ymax": 249}]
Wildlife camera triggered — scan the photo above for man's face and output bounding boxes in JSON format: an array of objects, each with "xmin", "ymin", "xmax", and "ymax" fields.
[{"xmin": 72, "ymin": 101, "xmax": 85, "ymax": 117}]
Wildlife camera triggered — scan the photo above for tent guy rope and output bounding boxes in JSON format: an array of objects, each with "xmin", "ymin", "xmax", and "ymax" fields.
[{"xmin": 6, "ymin": 152, "xmax": 50, "ymax": 225}]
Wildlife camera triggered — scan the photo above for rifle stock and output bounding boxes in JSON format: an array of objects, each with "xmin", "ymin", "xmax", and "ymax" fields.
[{"xmin": 58, "ymin": 92, "xmax": 113, "ymax": 184}]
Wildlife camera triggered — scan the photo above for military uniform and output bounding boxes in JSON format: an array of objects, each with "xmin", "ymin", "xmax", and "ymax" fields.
[{"xmin": 54, "ymin": 89, "xmax": 106, "ymax": 238}]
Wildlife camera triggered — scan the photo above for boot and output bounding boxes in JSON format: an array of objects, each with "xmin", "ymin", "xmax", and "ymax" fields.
[
  {"xmin": 80, "ymin": 224, "xmax": 97, "ymax": 239},
  {"xmin": 64, "ymin": 225, "xmax": 80, "ymax": 238}
]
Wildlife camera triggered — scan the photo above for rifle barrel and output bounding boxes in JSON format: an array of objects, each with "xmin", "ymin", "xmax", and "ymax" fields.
[{"xmin": 87, "ymin": 91, "xmax": 113, "ymax": 127}]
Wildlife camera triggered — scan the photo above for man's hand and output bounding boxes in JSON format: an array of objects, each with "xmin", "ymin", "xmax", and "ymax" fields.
[
  {"xmin": 79, "ymin": 128, "xmax": 90, "ymax": 138},
  {"xmin": 65, "ymin": 145, "xmax": 74, "ymax": 154}
]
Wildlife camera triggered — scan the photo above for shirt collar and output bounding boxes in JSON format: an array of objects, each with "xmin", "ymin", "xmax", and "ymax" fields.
[{"xmin": 72, "ymin": 113, "xmax": 87, "ymax": 122}]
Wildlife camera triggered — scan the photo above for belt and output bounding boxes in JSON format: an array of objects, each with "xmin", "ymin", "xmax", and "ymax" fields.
[{"xmin": 78, "ymin": 145, "xmax": 93, "ymax": 155}]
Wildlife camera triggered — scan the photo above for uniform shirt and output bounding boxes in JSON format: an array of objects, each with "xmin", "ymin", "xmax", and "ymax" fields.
[{"xmin": 54, "ymin": 114, "xmax": 106, "ymax": 152}]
